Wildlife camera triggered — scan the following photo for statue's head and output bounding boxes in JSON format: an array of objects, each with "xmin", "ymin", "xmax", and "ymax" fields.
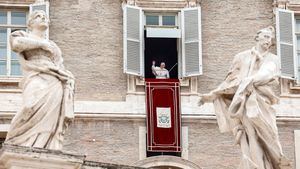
[
  {"xmin": 27, "ymin": 10, "xmax": 49, "ymax": 31},
  {"xmin": 255, "ymin": 26, "xmax": 275, "ymax": 50}
]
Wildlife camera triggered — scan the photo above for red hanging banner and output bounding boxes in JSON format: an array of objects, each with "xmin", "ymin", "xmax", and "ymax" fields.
[{"xmin": 145, "ymin": 79, "xmax": 181, "ymax": 152}]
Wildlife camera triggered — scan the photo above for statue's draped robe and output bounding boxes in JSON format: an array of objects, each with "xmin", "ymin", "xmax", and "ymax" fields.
[
  {"xmin": 5, "ymin": 31, "xmax": 74, "ymax": 150},
  {"xmin": 212, "ymin": 48, "xmax": 284, "ymax": 169}
]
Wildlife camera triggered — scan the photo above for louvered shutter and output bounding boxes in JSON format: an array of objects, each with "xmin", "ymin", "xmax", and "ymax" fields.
[
  {"xmin": 276, "ymin": 8, "xmax": 296, "ymax": 79},
  {"xmin": 181, "ymin": 7, "xmax": 202, "ymax": 77},
  {"xmin": 29, "ymin": 1, "xmax": 50, "ymax": 39},
  {"xmin": 123, "ymin": 5, "xmax": 143, "ymax": 76}
]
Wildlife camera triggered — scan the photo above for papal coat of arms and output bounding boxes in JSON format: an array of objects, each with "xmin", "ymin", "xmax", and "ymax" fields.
[{"xmin": 156, "ymin": 107, "xmax": 171, "ymax": 128}]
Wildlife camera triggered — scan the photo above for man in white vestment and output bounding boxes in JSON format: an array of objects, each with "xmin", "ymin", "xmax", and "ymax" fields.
[{"xmin": 152, "ymin": 60, "xmax": 170, "ymax": 79}]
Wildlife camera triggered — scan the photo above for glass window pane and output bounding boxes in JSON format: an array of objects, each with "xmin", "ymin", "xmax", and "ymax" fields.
[
  {"xmin": 0, "ymin": 11, "xmax": 7, "ymax": 24},
  {"xmin": 0, "ymin": 46, "xmax": 6, "ymax": 60},
  {"xmin": 297, "ymin": 36, "xmax": 300, "ymax": 50},
  {"xmin": 298, "ymin": 53, "xmax": 300, "ymax": 80},
  {"xmin": 297, "ymin": 19, "xmax": 300, "ymax": 33},
  {"xmin": 146, "ymin": 15, "xmax": 159, "ymax": 25},
  {"xmin": 162, "ymin": 16, "xmax": 175, "ymax": 26},
  {"xmin": 298, "ymin": 52, "xmax": 300, "ymax": 65},
  {"xmin": 0, "ymin": 29, "xmax": 7, "ymax": 43},
  {"xmin": 11, "ymin": 51, "xmax": 18, "ymax": 60},
  {"xmin": 11, "ymin": 12, "xmax": 26, "ymax": 25},
  {"xmin": 0, "ymin": 60, "xmax": 6, "ymax": 75},
  {"xmin": 11, "ymin": 60, "xmax": 21, "ymax": 76}
]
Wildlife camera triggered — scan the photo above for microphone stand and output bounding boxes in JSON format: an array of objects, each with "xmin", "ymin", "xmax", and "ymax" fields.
[{"xmin": 168, "ymin": 63, "xmax": 178, "ymax": 72}]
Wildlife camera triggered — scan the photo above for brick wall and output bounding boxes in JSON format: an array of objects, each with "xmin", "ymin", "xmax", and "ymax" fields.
[
  {"xmin": 63, "ymin": 118, "xmax": 143, "ymax": 165},
  {"xmin": 198, "ymin": 0, "xmax": 274, "ymax": 93},
  {"xmin": 49, "ymin": 0, "xmax": 127, "ymax": 101},
  {"xmin": 188, "ymin": 121, "xmax": 298, "ymax": 168},
  {"xmin": 63, "ymin": 118, "xmax": 299, "ymax": 168},
  {"xmin": 48, "ymin": 0, "xmax": 276, "ymax": 99}
]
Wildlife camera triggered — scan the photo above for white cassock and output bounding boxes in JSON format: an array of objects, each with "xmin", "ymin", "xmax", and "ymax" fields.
[{"xmin": 152, "ymin": 65, "xmax": 170, "ymax": 79}]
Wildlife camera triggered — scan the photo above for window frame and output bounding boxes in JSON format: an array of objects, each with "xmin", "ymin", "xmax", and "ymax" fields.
[
  {"xmin": 144, "ymin": 12, "xmax": 180, "ymax": 79},
  {"xmin": 124, "ymin": 7, "xmax": 201, "ymax": 95},
  {"xmin": 295, "ymin": 15, "xmax": 300, "ymax": 84},
  {"xmin": 0, "ymin": 8, "xmax": 28, "ymax": 78},
  {"xmin": 144, "ymin": 13, "xmax": 178, "ymax": 28}
]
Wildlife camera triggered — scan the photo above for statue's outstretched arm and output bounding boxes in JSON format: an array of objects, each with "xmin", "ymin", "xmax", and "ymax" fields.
[{"xmin": 199, "ymin": 54, "xmax": 241, "ymax": 104}]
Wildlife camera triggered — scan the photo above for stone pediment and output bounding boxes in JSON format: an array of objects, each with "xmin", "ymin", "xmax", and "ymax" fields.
[{"xmin": 123, "ymin": 0, "xmax": 200, "ymax": 9}]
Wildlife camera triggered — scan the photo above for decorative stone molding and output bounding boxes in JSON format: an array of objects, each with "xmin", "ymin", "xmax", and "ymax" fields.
[
  {"xmin": 0, "ymin": 144, "xmax": 146, "ymax": 169},
  {"xmin": 122, "ymin": 0, "xmax": 136, "ymax": 6},
  {"xmin": 133, "ymin": 155, "xmax": 202, "ymax": 169},
  {"xmin": 83, "ymin": 161, "xmax": 146, "ymax": 169},
  {"xmin": 273, "ymin": 0, "xmax": 289, "ymax": 9},
  {"xmin": 0, "ymin": 144, "xmax": 85, "ymax": 169},
  {"xmin": 127, "ymin": 76, "xmax": 196, "ymax": 95},
  {"xmin": 35, "ymin": 0, "xmax": 45, "ymax": 3},
  {"xmin": 126, "ymin": 0, "xmax": 188, "ymax": 10},
  {"xmin": 123, "ymin": 0, "xmax": 202, "ymax": 8},
  {"xmin": 288, "ymin": 4, "xmax": 300, "ymax": 12},
  {"xmin": 187, "ymin": 0, "xmax": 201, "ymax": 7}
]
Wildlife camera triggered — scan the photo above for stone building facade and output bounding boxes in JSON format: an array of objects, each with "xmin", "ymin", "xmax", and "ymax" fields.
[{"xmin": 0, "ymin": 0, "xmax": 300, "ymax": 169}]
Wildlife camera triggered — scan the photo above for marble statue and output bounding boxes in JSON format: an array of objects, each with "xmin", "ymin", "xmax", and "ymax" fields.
[
  {"xmin": 199, "ymin": 26, "xmax": 289, "ymax": 169},
  {"xmin": 4, "ymin": 10, "xmax": 75, "ymax": 150}
]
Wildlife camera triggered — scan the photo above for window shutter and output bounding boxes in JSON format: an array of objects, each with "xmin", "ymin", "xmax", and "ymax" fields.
[
  {"xmin": 123, "ymin": 5, "xmax": 143, "ymax": 76},
  {"xmin": 181, "ymin": 7, "xmax": 202, "ymax": 77},
  {"xmin": 29, "ymin": 1, "xmax": 50, "ymax": 39},
  {"xmin": 276, "ymin": 8, "xmax": 296, "ymax": 79}
]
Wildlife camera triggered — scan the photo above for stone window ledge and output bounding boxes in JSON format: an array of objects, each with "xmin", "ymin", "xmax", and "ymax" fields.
[
  {"xmin": 0, "ymin": 77, "xmax": 21, "ymax": 83},
  {"xmin": 0, "ymin": 77, "xmax": 22, "ymax": 93},
  {"xmin": 127, "ymin": 75, "xmax": 197, "ymax": 95},
  {"xmin": 135, "ymin": 77, "xmax": 189, "ymax": 87}
]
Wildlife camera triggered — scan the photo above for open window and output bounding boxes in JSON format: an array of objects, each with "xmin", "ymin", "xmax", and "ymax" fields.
[
  {"xmin": 144, "ymin": 37, "xmax": 178, "ymax": 78},
  {"xmin": 144, "ymin": 13, "xmax": 180, "ymax": 79},
  {"xmin": 276, "ymin": 8, "xmax": 297, "ymax": 81},
  {"xmin": 123, "ymin": 6, "xmax": 202, "ymax": 86}
]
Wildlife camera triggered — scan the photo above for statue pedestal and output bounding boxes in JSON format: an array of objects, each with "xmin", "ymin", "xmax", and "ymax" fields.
[{"xmin": 0, "ymin": 144, "xmax": 85, "ymax": 169}]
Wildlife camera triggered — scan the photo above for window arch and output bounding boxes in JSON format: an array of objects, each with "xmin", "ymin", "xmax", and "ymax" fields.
[{"xmin": 133, "ymin": 156, "xmax": 202, "ymax": 169}]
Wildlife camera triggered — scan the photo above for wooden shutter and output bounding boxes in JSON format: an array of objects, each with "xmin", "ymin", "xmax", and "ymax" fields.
[
  {"xmin": 181, "ymin": 7, "xmax": 202, "ymax": 77},
  {"xmin": 29, "ymin": 1, "xmax": 50, "ymax": 39},
  {"xmin": 276, "ymin": 8, "xmax": 296, "ymax": 79},
  {"xmin": 123, "ymin": 5, "xmax": 143, "ymax": 76}
]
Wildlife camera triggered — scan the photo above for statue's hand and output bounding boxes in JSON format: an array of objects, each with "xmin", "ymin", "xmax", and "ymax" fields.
[
  {"xmin": 40, "ymin": 40, "xmax": 57, "ymax": 55},
  {"xmin": 198, "ymin": 93, "xmax": 217, "ymax": 106}
]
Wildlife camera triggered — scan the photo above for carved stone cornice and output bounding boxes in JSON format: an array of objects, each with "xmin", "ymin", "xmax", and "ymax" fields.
[
  {"xmin": 122, "ymin": 0, "xmax": 201, "ymax": 9},
  {"xmin": 273, "ymin": 0, "xmax": 289, "ymax": 9},
  {"xmin": 122, "ymin": 0, "xmax": 136, "ymax": 6},
  {"xmin": 287, "ymin": 3, "xmax": 300, "ymax": 12},
  {"xmin": 186, "ymin": 0, "xmax": 201, "ymax": 7}
]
